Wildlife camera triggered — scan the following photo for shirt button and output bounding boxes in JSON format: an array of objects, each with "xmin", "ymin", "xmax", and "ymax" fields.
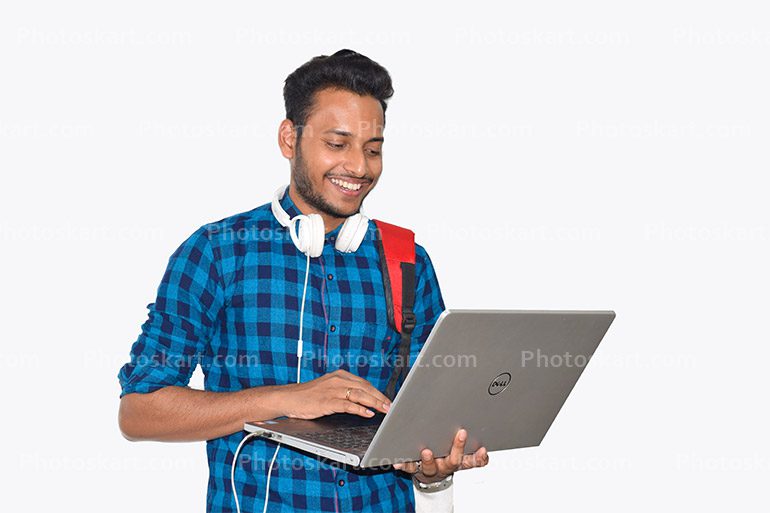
[
  {"xmin": 327, "ymin": 273, "xmax": 334, "ymax": 280},
  {"xmin": 330, "ymin": 325, "xmax": 336, "ymax": 332},
  {"xmin": 338, "ymin": 479, "xmax": 345, "ymax": 487}
]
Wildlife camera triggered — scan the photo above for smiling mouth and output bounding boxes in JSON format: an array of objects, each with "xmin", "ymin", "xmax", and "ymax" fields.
[{"xmin": 327, "ymin": 176, "xmax": 368, "ymax": 196}]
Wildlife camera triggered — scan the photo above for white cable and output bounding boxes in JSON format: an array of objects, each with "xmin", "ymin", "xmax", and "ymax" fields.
[
  {"xmin": 296, "ymin": 252, "xmax": 311, "ymax": 382},
  {"xmin": 231, "ymin": 431, "xmax": 261, "ymax": 513},
  {"xmin": 232, "ymin": 251, "xmax": 312, "ymax": 513},
  {"xmin": 230, "ymin": 435, "xmax": 282, "ymax": 513},
  {"xmin": 261, "ymin": 443, "xmax": 282, "ymax": 513}
]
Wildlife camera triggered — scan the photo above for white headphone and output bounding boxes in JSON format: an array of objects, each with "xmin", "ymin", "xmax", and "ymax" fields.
[{"xmin": 271, "ymin": 184, "xmax": 370, "ymax": 257}]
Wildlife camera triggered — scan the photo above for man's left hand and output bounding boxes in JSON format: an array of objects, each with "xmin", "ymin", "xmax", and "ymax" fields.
[{"xmin": 393, "ymin": 428, "xmax": 489, "ymax": 484}]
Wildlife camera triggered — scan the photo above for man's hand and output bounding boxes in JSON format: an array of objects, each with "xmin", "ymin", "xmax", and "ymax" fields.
[
  {"xmin": 392, "ymin": 428, "xmax": 489, "ymax": 484},
  {"xmin": 278, "ymin": 369, "xmax": 392, "ymax": 420}
]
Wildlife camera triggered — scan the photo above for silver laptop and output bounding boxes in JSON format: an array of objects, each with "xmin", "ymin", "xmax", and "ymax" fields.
[{"xmin": 244, "ymin": 309, "xmax": 615, "ymax": 468}]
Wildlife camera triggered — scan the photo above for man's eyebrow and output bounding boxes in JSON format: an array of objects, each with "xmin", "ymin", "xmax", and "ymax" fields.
[{"xmin": 323, "ymin": 129, "xmax": 384, "ymax": 143}]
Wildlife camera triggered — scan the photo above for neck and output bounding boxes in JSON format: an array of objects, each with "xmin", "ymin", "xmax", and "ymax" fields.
[{"xmin": 287, "ymin": 184, "xmax": 345, "ymax": 234}]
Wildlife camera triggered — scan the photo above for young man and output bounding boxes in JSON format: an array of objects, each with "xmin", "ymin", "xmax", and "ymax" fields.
[{"xmin": 117, "ymin": 49, "xmax": 488, "ymax": 513}]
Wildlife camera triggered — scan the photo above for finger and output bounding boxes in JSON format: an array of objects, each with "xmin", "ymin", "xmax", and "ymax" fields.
[
  {"xmin": 334, "ymin": 371, "xmax": 392, "ymax": 409},
  {"xmin": 462, "ymin": 447, "xmax": 489, "ymax": 470},
  {"xmin": 394, "ymin": 461, "xmax": 418, "ymax": 473},
  {"xmin": 446, "ymin": 429, "xmax": 467, "ymax": 470},
  {"xmin": 460, "ymin": 448, "xmax": 483, "ymax": 469},
  {"xmin": 333, "ymin": 399, "xmax": 375, "ymax": 418},
  {"xmin": 420, "ymin": 449, "xmax": 438, "ymax": 478},
  {"xmin": 334, "ymin": 370, "xmax": 391, "ymax": 405},
  {"xmin": 354, "ymin": 381, "xmax": 392, "ymax": 410},
  {"xmin": 346, "ymin": 388, "xmax": 391, "ymax": 414},
  {"xmin": 479, "ymin": 447, "xmax": 489, "ymax": 466}
]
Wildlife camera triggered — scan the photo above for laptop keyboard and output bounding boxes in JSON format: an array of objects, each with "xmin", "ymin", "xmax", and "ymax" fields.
[{"xmin": 295, "ymin": 424, "xmax": 380, "ymax": 454}]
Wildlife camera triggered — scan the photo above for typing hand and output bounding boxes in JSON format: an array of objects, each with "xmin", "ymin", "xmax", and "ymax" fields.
[{"xmin": 280, "ymin": 369, "xmax": 392, "ymax": 420}]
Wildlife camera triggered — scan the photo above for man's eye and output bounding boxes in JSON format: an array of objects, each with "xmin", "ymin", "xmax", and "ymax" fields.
[
  {"xmin": 367, "ymin": 149, "xmax": 382, "ymax": 156},
  {"xmin": 326, "ymin": 142, "xmax": 344, "ymax": 149}
]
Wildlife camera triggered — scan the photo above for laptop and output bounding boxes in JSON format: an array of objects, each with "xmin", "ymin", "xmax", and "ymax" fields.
[{"xmin": 244, "ymin": 309, "xmax": 615, "ymax": 468}]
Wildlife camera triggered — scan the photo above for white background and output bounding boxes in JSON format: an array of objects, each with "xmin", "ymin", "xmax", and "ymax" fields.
[{"xmin": 1, "ymin": 1, "xmax": 768, "ymax": 511}]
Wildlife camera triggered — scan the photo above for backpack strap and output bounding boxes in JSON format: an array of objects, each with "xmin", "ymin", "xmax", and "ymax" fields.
[{"xmin": 372, "ymin": 219, "xmax": 417, "ymax": 400}]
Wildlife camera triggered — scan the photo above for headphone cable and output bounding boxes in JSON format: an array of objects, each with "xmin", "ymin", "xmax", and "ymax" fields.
[{"xmin": 232, "ymin": 251, "xmax": 311, "ymax": 513}]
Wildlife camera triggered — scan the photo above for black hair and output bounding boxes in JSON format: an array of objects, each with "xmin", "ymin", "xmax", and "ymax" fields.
[{"xmin": 283, "ymin": 49, "xmax": 394, "ymax": 137}]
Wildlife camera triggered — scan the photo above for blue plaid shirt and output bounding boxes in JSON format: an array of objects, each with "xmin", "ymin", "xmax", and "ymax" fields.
[{"xmin": 117, "ymin": 191, "xmax": 445, "ymax": 512}]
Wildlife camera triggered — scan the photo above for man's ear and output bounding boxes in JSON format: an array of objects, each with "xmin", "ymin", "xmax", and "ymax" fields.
[{"xmin": 278, "ymin": 119, "xmax": 297, "ymax": 159}]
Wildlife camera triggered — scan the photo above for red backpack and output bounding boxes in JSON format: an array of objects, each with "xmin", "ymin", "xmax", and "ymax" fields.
[{"xmin": 372, "ymin": 220, "xmax": 417, "ymax": 400}]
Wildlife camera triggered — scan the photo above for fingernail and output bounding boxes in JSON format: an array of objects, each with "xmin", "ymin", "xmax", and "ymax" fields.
[
  {"xmin": 459, "ymin": 429, "xmax": 467, "ymax": 441},
  {"xmin": 383, "ymin": 402, "xmax": 390, "ymax": 411}
]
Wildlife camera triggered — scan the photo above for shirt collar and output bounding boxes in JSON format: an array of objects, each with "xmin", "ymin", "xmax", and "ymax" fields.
[{"xmin": 279, "ymin": 187, "xmax": 345, "ymax": 242}]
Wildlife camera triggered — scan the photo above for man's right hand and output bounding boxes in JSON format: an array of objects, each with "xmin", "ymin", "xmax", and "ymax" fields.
[{"xmin": 277, "ymin": 369, "xmax": 392, "ymax": 420}]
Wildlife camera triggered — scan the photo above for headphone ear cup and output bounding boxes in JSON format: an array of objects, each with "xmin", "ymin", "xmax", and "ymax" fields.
[
  {"xmin": 302, "ymin": 213, "xmax": 326, "ymax": 258},
  {"xmin": 335, "ymin": 214, "xmax": 369, "ymax": 253}
]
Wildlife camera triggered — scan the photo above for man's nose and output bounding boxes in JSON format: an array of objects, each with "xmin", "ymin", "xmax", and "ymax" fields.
[{"xmin": 343, "ymin": 150, "xmax": 366, "ymax": 177}]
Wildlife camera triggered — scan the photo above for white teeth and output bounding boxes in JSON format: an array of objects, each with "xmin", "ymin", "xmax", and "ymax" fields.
[{"xmin": 330, "ymin": 178, "xmax": 362, "ymax": 191}]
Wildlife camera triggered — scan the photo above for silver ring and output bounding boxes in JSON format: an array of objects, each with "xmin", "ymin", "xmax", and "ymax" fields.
[
  {"xmin": 345, "ymin": 387, "xmax": 352, "ymax": 401},
  {"xmin": 415, "ymin": 460, "xmax": 422, "ymax": 474}
]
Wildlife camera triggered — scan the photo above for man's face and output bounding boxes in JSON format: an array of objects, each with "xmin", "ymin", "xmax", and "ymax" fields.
[{"xmin": 290, "ymin": 87, "xmax": 385, "ymax": 219}]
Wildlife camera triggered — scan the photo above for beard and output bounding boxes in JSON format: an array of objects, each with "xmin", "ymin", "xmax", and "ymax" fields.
[{"xmin": 292, "ymin": 143, "xmax": 362, "ymax": 219}]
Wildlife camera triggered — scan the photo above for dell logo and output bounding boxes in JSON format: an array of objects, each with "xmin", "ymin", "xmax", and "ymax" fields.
[{"xmin": 488, "ymin": 372, "xmax": 511, "ymax": 395}]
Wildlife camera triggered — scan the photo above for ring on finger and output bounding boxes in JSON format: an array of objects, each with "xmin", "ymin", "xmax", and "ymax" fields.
[{"xmin": 345, "ymin": 387, "xmax": 352, "ymax": 401}]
